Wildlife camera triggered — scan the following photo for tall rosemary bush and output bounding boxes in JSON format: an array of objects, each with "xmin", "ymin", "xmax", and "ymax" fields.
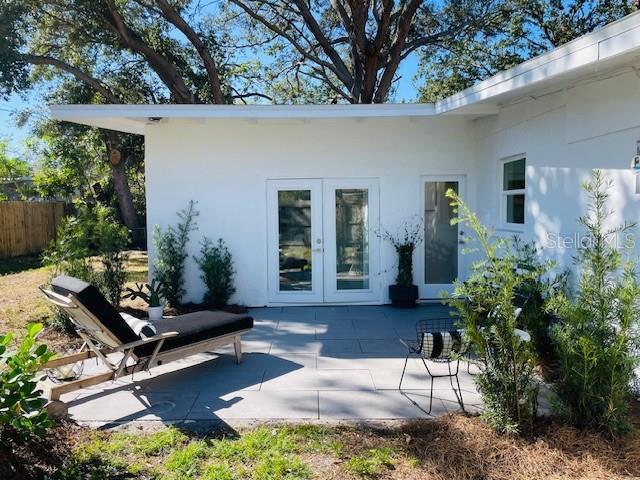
[
  {"xmin": 152, "ymin": 200, "xmax": 199, "ymax": 307},
  {"xmin": 549, "ymin": 170, "xmax": 640, "ymax": 434},
  {"xmin": 446, "ymin": 191, "xmax": 548, "ymax": 434}
]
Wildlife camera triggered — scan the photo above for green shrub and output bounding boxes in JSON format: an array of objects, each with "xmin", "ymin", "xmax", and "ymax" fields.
[
  {"xmin": 0, "ymin": 323, "xmax": 55, "ymax": 443},
  {"xmin": 152, "ymin": 201, "xmax": 199, "ymax": 307},
  {"xmin": 44, "ymin": 218, "xmax": 96, "ymax": 332},
  {"xmin": 549, "ymin": 171, "xmax": 640, "ymax": 434},
  {"xmin": 446, "ymin": 190, "xmax": 546, "ymax": 434},
  {"xmin": 93, "ymin": 206, "xmax": 129, "ymax": 306},
  {"xmin": 195, "ymin": 238, "xmax": 236, "ymax": 307},
  {"xmin": 512, "ymin": 238, "xmax": 568, "ymax": 361},
  {"xmin": 44, "ymin": 204, "xmax": 129, "ymax": 325}
]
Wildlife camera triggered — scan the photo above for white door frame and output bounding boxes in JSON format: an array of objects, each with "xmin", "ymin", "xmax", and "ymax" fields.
[
  {"xmin": 267, "ymin": 178, "xmax": 381, "ymax": 304},
  {"xmin": 322, "ymin": 178, "xmax": 380, "ymax": 303},
  {"xmin": 267, "ymin": 179, "xmax": 324, "ymax": 303},
  {"xmin": 417, "ymin": 174, "xmax": 467, "ymax": 299}
]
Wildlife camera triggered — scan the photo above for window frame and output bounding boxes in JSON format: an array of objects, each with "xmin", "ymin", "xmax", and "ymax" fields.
[{"xmin": 499, "ymin": 156, "xmax": 526, "ymax": 229}]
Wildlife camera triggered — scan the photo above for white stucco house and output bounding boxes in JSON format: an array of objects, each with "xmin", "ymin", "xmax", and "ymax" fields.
[{"xmin": 52, "ymin": 12, "xmax": 640, "ymax": 307}]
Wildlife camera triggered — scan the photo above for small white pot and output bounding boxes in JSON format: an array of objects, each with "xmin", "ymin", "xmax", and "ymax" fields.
[{"xmin": 147, "ymin": 305, "xmax": 164, "ymax": 321}]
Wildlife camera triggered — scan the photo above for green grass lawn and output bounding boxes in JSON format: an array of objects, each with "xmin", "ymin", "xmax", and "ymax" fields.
[{"xmin": 65, "ymin": 425, "xmax": 340, "ymax": 480}]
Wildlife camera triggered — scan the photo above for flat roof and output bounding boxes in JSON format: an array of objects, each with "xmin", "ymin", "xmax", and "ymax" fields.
[{"xmin": 50, "ymin": 11, "xmax": 640, "ymax": 135}]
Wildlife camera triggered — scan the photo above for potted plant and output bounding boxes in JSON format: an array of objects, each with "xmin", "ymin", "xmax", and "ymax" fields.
[
  {"xmin": 123, "ymin": 279, "xmax": 165, "ymax": 320},
  {"xmin": 376, "ymin": 217, "xmax": 424, "ymax": 308}
]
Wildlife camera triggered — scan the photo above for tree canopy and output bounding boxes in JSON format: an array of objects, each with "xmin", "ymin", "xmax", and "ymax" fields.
[
  {"xmin": 0, "ymin": 138, "xmax": 31, "ymax": 200},
  {"xmin": 1, "ymin": 0, "xmax": 637, "ymax": 226},
  {"xmin": 1, "ymin": 0, "xmax": 509, "ymax": 105},
  {"xmin": 419, "ymin": 0, "xmax": 639, "ymax": 102}
]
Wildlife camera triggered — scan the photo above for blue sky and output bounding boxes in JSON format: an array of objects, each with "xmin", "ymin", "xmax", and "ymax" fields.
[{"xmin": 0, "ymin": 54, "xmax": 421, "ymax": 158}]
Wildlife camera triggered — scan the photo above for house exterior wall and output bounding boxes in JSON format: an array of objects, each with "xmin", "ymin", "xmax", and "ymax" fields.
[
  {"xmin": 144, "ymin": 70, "xmax": 640, "ymax": 306},
  {"xmin": 145, "ymin": 117, "xmax": 478, "ymax": 306},
  {"xmin": 474, "ymin": 70, "xmax": 640, "ymax": 274}
]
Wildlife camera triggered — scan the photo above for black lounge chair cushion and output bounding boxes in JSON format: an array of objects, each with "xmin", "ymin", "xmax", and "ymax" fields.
[
  {"xmin": 135, "ymin": 311, "xmax": 253, "ymax": 357},
  {"xmin": 51, "ymin": 275, "xmax": 139, "ymax": 345},
  {"xmin": 50, "ymin": 275, "xmax": 253, "ymax": 358}
]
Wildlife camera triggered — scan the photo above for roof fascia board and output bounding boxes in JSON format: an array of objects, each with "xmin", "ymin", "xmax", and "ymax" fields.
[{"xmin": 50, "ymin": 103, "xmax": 437, "ymax": 121}]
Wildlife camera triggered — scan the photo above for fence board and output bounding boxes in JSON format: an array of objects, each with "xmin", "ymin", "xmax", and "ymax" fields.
[{"xmin": 0, "ymin": 201, "xmax": 65, "ymax": 259}]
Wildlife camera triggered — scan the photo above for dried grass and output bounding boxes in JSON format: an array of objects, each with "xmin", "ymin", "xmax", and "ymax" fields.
[
  {"xmin": 0, "ymin": 251, "xmax": 148, "ymax": 351},
  {"xmin": 396, "ymin": 411, "xmax": 640, "ymax": 480}
]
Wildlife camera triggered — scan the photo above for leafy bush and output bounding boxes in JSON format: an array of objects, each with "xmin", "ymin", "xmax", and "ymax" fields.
[
  {"xmin": 446, "ymin": 190, "xmax": 546, "ymax": 434},
  {"xmin": 0, "ymin": 324, "xmax": 55, "ymax": 443},
  {"xmin": 152, "ymin": 201, "xmax": 199, "ymax": 307},
  {"xmin": 512, "ymin": 238, "xmax": 568, "ymax": 361},
  {"xmin": 43, "ymin": 204, "xmax": 95, "ymax": 280},
  {"xmin": 549, "ymin": 171, "xmax": 640, "ymax": 434},
  {"xmin": 44, "ymin": 204, "xmax": 129, "ymax": 331},
  {"xmin": 93, "ymin": 206, "xmax": 130, "ymax": 306},
  {"xmin": 195, "ymin": 238, "xmax": 236, "ymax": 307}
]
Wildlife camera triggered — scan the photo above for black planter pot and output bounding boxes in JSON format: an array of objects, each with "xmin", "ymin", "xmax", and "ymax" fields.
[{"xmin": 389, "ymin": 284, "xmax": 419, "ymax": 309}]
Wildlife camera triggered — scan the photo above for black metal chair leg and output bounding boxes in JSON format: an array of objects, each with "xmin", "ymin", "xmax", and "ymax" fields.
[
  {"xmin": 428, "ymin": 375, "xmax": 434, "ymax": 414},
  {"xmin": 399, "ymin": 353, "xmax": 409, "ymax": 390},
  {"xmin": 455, "ymin": 372, "xmax": 465, "ymax": 411},
  {"xmin": 447, "ymin": 361, "xmax": 465, "ymax": 411}
]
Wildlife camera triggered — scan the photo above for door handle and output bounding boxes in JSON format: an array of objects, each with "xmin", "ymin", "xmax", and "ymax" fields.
[{"xmin": 313, "ymin": 247, "xmax": 324, "ymax": 253}]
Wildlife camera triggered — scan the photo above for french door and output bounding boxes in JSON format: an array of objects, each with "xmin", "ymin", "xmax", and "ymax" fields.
[
  {"xmin": 267, "ymin": 178, "xmax": 380, "ymax": 304},
  {"xmin": 418, "ymin": 175, "xmax": 467, "ymax": 299}
]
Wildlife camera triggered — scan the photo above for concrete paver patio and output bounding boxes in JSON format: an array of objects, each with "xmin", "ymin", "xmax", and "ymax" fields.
[{"xmin": 58, "ymin": 305, "xmax": 481, "ymax": 427}]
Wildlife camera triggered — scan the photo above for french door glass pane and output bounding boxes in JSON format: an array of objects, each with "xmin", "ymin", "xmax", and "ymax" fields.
[
  {"xmin": 424, "ymin": 181, "xmax": 458, "ymax": 284},
  {"xmin": 278, "ymin": 190, "xmax": 312, "ymax": 291},
  {"xmin": 335, "ymin": 189, "xmax": 369, "ymax": 290}
]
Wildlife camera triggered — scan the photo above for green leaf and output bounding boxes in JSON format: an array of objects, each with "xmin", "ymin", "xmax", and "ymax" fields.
[
  {"xmin": 0, "ymin": 333, "xmax": 13, "ymax": 346},
  {"xmin": 34, "ymin": 344, "xmax": 48, "ymax": 357},
  {"xmin": 27, "ymin": 323, "xmax": 43, "ymax": 338}
]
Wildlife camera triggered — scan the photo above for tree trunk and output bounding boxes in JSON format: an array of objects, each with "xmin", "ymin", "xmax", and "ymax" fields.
[
  {"xmin": 105, "ymin": 132, "xmax": 140, "ymax": 231},
  {"xmin": 110, "ymin": 160, "xmax": 139, "ymax": 230}
]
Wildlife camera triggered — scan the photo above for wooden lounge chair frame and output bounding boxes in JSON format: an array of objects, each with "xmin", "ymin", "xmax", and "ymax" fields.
[{"xmin": 39, "ymin": 287, "xmax": 250, "ymax": 401}]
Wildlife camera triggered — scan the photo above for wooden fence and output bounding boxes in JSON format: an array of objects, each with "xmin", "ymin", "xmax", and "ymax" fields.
[{"xmin": 0, "ymin": 201, "xmax": 66, "ymax": 259}]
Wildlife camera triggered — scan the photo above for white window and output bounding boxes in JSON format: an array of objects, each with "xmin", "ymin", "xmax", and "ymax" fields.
[{"xmin": 501, "ymin": 157, "xmax": 525, "ymax": 225}]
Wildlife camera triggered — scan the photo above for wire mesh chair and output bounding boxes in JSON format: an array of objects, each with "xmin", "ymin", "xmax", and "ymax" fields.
[{"xmin": 399, "ymin": 317, "xmax": 466, "ymax": 414}]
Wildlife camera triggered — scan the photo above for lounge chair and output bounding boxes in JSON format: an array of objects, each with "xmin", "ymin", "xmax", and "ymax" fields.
[{"xmin": 39, "ymin": 275, "xmax": 253, "ymax": 401}]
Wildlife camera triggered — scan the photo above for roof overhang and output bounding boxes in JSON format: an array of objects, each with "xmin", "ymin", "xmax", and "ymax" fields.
[
  {"xmin": 50, "ymin": 11, "xmax": 640, "ymax": 134},
  {"xmin": 50, "ymin": 103, "xmax": 441, "ymax": 135}
]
